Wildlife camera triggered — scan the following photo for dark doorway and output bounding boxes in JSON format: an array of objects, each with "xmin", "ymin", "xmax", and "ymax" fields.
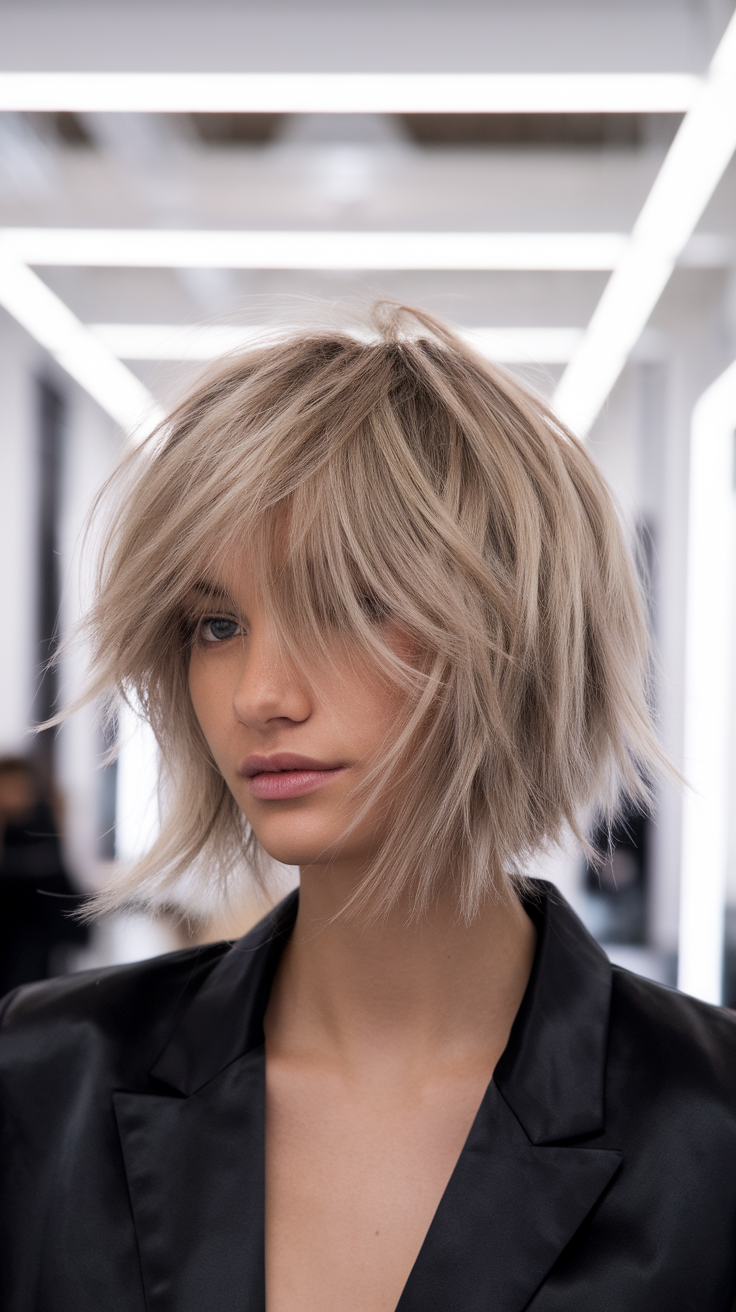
[{"xmin": 34, "ymin": 378, "xmax": 65, "ymax": 788}]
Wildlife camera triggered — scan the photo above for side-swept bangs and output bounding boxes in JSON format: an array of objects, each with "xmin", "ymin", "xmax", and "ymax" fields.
[{"xmin": 77, "ymin": 305, "xmax": 664, "ymax": 922}]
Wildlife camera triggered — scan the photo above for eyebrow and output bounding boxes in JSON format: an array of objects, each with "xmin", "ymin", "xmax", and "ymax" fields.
[{"xmin": 185, "ymin": 579, "xmax": 237, "ymax": 609}]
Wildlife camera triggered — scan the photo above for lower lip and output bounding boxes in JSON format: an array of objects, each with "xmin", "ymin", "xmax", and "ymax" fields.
[{"xmin": 247, "ymin": 768, "xmax": 344, "ymax": 800}]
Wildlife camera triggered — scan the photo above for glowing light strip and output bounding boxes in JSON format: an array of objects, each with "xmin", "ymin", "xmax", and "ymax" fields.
[
  {"xmin": 89, "ymin": 322, "xmax": 585, "ymax": 363},
  {"xmin": 0, "ymin": 228, "xmax": 626, "ymax": 272},
  {"xmin": 0, "ymin": 255, "xmax": 162, "ymax": 436},
  {"xmin": 554, "ymin": 11, "xmax": 736, "ymax": 437},
  {"xmin": 0, "ymin": 71, "xmax": 700, "ymax": 115},
  {"xmin": 89, "ymin": 323, "xmax": 267, "ymax": 360},
  {"xmin": 465, "ymin": 326, "xmax": 584, "ymax": 363},
  {"xmin": 116, "ymin": 704, "xmax": 161, "ymax": 863},
  {"xmin": 677, "ymin": 357, "xmax": 736, "ymax": 1003}
]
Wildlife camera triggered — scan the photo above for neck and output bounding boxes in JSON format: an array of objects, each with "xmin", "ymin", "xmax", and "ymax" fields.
[{"xmin": 265, "ymin": 859, "xmax": 537, "ymax": 1079}]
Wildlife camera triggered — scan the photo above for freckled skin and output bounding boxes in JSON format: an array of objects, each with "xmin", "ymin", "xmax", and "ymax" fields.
[
  {"xmin": 188, "ymin": 584, "xmax": 402, "ymax": 876},
  {"xmin": 188, "ymin": 563, "xmax": 536, "ymax": 1312}
]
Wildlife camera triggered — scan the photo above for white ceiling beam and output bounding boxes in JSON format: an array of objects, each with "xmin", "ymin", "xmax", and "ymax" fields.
[
  {"xmin": 0, "ymin": 254, "xmax": 162, "ymax": 435},
  {"xmin": 0, "ymin": 228, "xmax": 627, "ymax": 272},
  {"xmin": 553, "ymin": 11, "xmax": 736, "ymax": 437},
  {"xmin": 0, "ymin": 71, "xmax": 700, "ymax": 116},
  {"xmin": 88, "ymin": 322, "xmax": 586, "ymax": 364}
]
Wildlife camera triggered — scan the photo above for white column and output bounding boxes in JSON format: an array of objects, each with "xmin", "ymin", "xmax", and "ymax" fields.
[
  {"xmin": 0, "ymin": 312, "xmax": 39, "ymax": 752},
  {"xmin": 678, "ymin": 358, "xmax": 736, "ymax": 1002},
  {"xmin": 115, "ymin": 702, "xmax": 161, "ymax": 863}
]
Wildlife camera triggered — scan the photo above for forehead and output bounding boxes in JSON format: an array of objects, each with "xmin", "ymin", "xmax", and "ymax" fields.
[{"xmin": 188, "ymin": 538, "xmax": 289, "ymax": 623}]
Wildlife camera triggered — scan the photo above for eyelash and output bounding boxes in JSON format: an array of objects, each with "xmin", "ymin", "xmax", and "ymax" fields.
[
  {"xmin": 196, "ymin": 615, "xmax": 243, "ymax": 644},
  {"xmin": 192, "ymin": 597, "xmax": 384, "ymax": 644}
]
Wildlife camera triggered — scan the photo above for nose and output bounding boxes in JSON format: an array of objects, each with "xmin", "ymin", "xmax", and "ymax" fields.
[{"xmin": 232, "ymin": 622, "xmax": 311, "ymax": 729}]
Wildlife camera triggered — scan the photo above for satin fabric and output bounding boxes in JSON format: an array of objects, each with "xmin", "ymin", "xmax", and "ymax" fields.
[{"xmin": 2, "ymin": 880, "xmax": 736, "ymax": 1310}]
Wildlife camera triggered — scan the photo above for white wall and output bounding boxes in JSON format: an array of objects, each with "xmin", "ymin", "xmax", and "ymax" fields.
[{"xmin": 0, "ymin": 309, "xmax": 40, "ymax": 753}]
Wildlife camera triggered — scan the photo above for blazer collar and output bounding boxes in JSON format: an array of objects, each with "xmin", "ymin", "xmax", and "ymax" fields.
[
  {"xmin": 494, "ymin": 881, "xmax": 612, "ymax": 1143},
  {"xmin": 151, "ymin": 879, "xmax": 612, "ymax": 1144},
  {"xmin": 150, "ymin": 889, "xmax": 299, "ymax": 1095}
]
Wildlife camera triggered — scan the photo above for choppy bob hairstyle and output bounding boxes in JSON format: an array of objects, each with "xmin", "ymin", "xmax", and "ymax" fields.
[{"xmin": 78, "ymin": 304, "xmax": 663, "ymax": 923}]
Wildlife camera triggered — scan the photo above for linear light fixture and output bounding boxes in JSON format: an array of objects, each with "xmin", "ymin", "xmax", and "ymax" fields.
[
  {"xmin": 465, "ymin": 327, "xmax": 584, "ymax": 362},
  {"xmin": 0, "ymin": 71, "xmax": 700, "ymax": 116},
  {"xmin": 115, "ymin": 704, "xmax": 162, "ymax": 864},
  {"xmin": 554, "ymin": 10, "xmax": 736, "ymax": 437},
  {"xmin": 0, "ymin": 228, "xmax": 627, "ymax": 272},
  {"xmin": 89, "ymin": 322, "xmax": 585, "ymax": 364},
  {"xmin": 0, "ymin": 254, "xmax": 162, "ymax": 436},
  {"xmin": 677, "ymin": 357, "xmax": 736, "ymax": 1003},
  {"xmin": 89, "ymin": 322, "xmax": 267, "ymax": 360}
]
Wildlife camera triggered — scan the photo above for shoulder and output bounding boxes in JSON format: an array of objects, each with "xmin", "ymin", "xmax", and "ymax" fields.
[
  {"xmin": 608, "ymin": 965, "xmax": 736, "ymax": 1101},
  {"xmin": 0, "ymin": 940, "xmax": 230, "ymax": 1090},
  {"xmin": 0, "ymin": 892, "xmax": 299, "ymax": 1102}
]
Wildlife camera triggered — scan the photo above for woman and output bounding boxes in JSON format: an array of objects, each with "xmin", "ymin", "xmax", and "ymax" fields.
[{"xmin": 2, "ymin": 306, "xmax": 736, "ymax": 1311}]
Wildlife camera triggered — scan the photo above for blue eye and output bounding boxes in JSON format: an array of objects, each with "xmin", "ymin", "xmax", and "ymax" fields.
[{"xmin": 201, "ymin": 617, "xmax": 240, "ymax": 642}]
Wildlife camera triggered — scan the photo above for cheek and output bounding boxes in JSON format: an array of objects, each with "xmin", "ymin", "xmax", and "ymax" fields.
[
  {"xmin": 187, "ymin": 654, "xmax": 206, "ymax": 726},
  {"xmin": 188, "ymin": 653, "xmax": 226, "ymax": 752},
  {"xmin": 320, "ymin": 665, "xmax": 406, "ymax": 756}
]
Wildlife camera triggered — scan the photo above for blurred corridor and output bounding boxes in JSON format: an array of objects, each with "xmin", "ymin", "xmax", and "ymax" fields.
[{"xmin": 1, "ymin": 0, "xmax": 735, "ymax": 998}]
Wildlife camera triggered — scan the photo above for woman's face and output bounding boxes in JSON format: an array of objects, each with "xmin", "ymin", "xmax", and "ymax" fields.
[{"xmin": 188, "ymin": 564, "xmax": 406, "ymax": 873}]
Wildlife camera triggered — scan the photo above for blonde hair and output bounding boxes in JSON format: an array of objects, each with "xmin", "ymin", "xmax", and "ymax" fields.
[{"xmin": 77, "ymin": 304, "xmax": 663, "ymax": 923}]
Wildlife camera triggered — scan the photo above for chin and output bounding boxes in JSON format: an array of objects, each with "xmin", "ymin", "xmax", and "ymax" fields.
[{"xmin": 250, "ymin": 823, "xmax": 345, "ymax": 871}]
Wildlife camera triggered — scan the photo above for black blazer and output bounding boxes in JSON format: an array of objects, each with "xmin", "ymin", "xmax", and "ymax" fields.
[{"xmin": 2, "ymin": 881, "xmax": 736, "ymax": 1311}]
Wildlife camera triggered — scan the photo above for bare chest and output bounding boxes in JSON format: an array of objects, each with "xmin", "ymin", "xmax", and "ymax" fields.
[{"xmin": 264, "ymin": 1061, "xmax": 490, "ymax": 1312}]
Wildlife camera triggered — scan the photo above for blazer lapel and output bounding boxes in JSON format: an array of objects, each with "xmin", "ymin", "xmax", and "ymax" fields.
[
  {"xmin": 113, "ymin": 893, "xmax": 299, "ymax": 1312},
  {"xmin": 397, "ymin": 1082, "xmax": 620, "ymax": 1312},
  {"xmin": 399, "ymin": 883, "xmax": 622, "ymax": 1311},
  {"xmin": 114, "ymin": 1048, "xmax": 266, "ymax": 1312}
]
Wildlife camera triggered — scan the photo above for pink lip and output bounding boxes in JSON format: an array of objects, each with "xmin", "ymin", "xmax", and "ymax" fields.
[{"xmin": 240, "ymin": 753, "xmax": 346, "ymax": 801}]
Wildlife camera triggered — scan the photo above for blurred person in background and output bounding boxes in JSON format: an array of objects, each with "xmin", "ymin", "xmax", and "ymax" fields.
[
  {"xmin": 2, "ymin": 307, "xmax": 736, "ymax": 1311},
  {"xmin": 0, "ymin": 755, "xmax": 87, "ymax": 995}
]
